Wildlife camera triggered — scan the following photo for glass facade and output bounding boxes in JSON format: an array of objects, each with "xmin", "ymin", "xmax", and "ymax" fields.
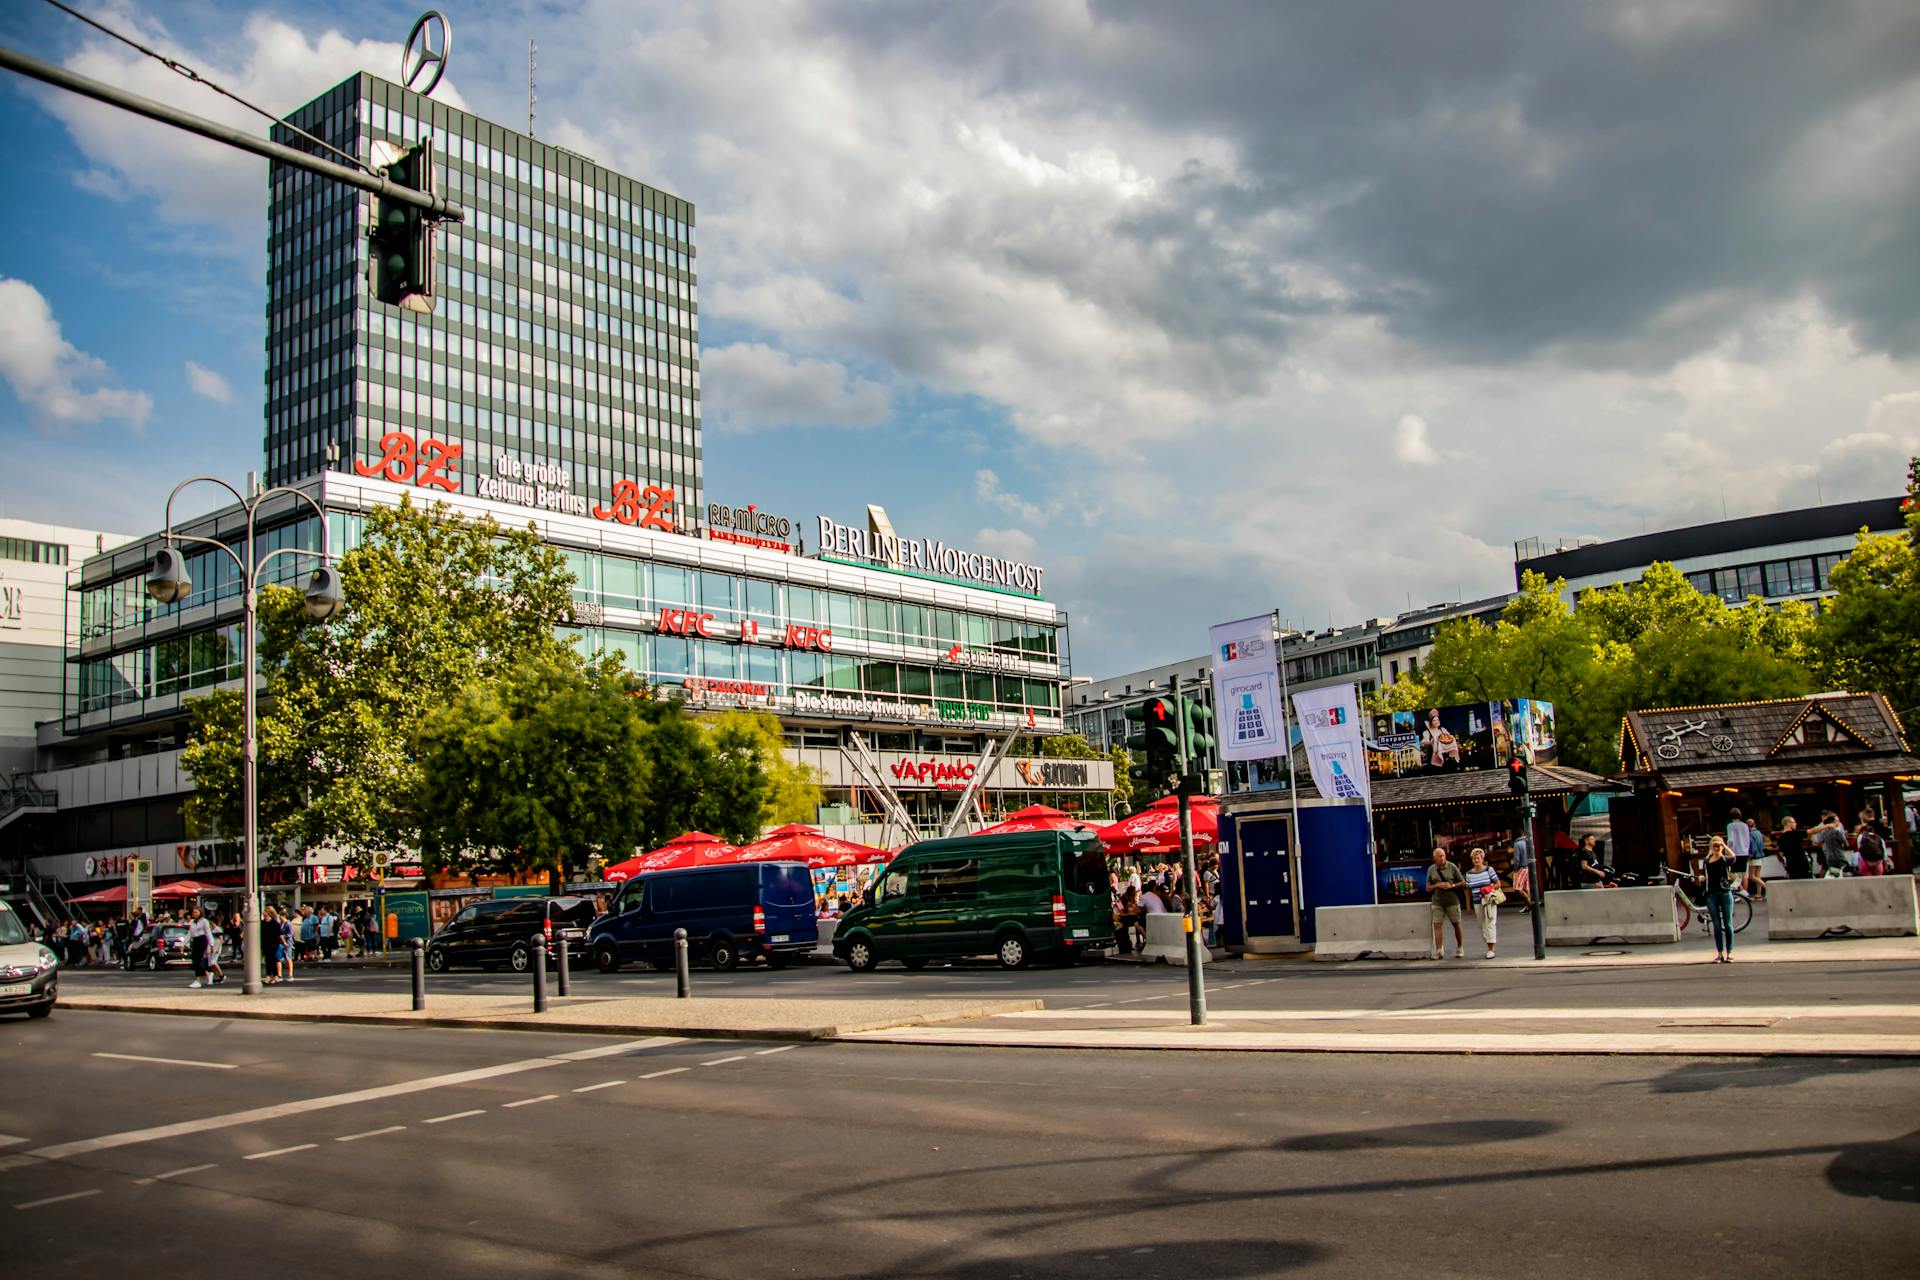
[
  {"xmin": 265, "ymin": 74, "xmax": 700, "ymax": 523},
  {"xmin": 1685, "ymin": 552, "xmax": 1847, "ymax": 605},
  {"xmin": 72, "ymin": 512, "xmax": 1061, "ymax": 722}
]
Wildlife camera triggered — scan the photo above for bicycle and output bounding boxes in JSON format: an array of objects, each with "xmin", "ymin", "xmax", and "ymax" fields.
[{"xmin": 1671, "ymin": 875, "xmax": 1753, "ymax": 936}]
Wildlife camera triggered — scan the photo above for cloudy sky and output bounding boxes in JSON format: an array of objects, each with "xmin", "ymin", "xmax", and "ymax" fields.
[{"xmin": 2, "ymin": 1, "xmax": 1917, "ymax": 675}]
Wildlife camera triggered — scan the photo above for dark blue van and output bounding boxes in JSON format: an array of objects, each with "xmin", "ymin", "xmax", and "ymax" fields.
[{"xmin": 588, "ymin": 862, "xmax": 817, "ymax": 972}]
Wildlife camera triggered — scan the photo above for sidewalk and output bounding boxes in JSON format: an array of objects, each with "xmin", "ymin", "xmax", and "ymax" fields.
[{"xmin": 58, "ymin": 989, "xmax": 1040, "ymax": 1040}]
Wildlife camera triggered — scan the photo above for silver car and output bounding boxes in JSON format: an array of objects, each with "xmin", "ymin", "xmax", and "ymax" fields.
[{"xmin": 0, "ymin": 901, "xmax": 59, "ymax": 1019}]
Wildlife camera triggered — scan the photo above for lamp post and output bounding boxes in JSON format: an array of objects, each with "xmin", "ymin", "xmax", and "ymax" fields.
[{"xmin": 146, "ymin": 477, "xmax": 343, "ymax": 995}]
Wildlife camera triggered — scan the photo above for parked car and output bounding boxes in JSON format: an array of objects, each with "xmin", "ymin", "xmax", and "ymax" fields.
[
  {"xmin": 425, "ymin": 895, "xmax": 596, "ymax": 974},
  {"xmin": 0, "ymin": 901, "xmax": 59, "ymax": 1019},
  {"xmin": 833, "ymin": 829, "xmax": 1114, "ymax": 971},
  {"xmin": 125, "ymin": 924, "xmax": 195, "ymax": 971},
  {"xmin": 588, "ymin": 862, "xmax": 817, "ymax": 972}
]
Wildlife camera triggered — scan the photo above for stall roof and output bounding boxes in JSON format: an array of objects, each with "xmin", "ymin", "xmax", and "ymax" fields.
[
  {"xmin": 1620, "ymin": 692, "xmax": 1915, "ymax": 780},
  {"xmin": 1289, "ymin": 762, "xmax": 1619, "ymax": 809}
]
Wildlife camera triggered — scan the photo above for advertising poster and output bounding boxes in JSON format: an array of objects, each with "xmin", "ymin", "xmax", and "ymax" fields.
[
  {"xmin": 1208, "ymin": 615, "xmax": 1285, "ymax": 762},
  {"xmin": 1293, "ymin": 684, "xmax": 1372, "ymax": 806},
  {"xmin": 382, "ymin": 888, "xmax": 432, "ymax": 943},
  {"xmin": 1364, "ymin": 699, "xmax": 1557, "ymax": 780}
]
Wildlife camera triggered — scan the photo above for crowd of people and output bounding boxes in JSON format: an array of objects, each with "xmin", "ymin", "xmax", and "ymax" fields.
[
  {"xmin": 1111, "ymin": 858, "xmax": 1223, "ymax": 953},
  {"xmin": 24, "ymin": 898, "xmax": 385, "ymax": 984}
]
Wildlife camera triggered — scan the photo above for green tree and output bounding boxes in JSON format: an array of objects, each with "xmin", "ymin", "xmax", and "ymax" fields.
[
  {"xmin": 181, "ymin": 498, "xmax": 575, "ymax": 866},
  {"xmin": 1812, "ymin": 458, "xmax": 1920, "ymax": 722},
  {"xmin": 416, "ymin": 654, "xmax": 653, "ymax": 889},
  {"xmin": 693, "ymin": 709, "xmax": 821, "ymax": 844}
]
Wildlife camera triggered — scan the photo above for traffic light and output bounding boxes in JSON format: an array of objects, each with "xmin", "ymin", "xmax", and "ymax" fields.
[
  {"xmin": 1507, "ymin": 754, "xmax": 1529, "ymax": 796},
  {"xmin": 371, "ymin": 137, "xmax": 438, "ymax": 311},
  {"xmin": 1125, "ymin": 696, "xmax": 1179, "ymax": 784},
  {"xmin": 1180, "ymin": 694, "xmax": 1215, "ymax": 769}
]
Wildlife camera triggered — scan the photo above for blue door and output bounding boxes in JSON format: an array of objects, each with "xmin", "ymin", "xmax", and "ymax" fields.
[{"xmin": 1228, "ymin": 814, "xmax": 1298, "ymax": 941}]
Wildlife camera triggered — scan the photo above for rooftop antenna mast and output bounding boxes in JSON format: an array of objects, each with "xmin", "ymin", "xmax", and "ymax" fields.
[{"xmin": 527, "ymin": 39, "xmax": 537, "ymax": 136}]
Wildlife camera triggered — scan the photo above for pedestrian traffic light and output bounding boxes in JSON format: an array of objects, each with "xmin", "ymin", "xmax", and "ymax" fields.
[
  {"xmin": 1507, "ymin": 755, "xmax": 1529, "ymax": 795},
  {"xmin": 1181, "ymin": 694, "xmax": 1215, "ymax": 769},
  {"xmin": 370, "ymin": 137, "xmax": 438, "ymax": 311},
  {"xmin": 1125, "ymin": 696, "xmax": 1179, "ymax": 784}
]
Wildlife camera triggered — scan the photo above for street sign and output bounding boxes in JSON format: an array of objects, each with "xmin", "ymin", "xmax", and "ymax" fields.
[{"xmin": 126, "ymin": 857, "xmax": 153, "ymax": 917}]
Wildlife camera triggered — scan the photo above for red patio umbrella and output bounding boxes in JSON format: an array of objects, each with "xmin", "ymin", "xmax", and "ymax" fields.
[
  {"xmin": 153, "ymin": 879, "xmax": 234, "ymax": 897},
  {"xmin": 68, "ymin": 884, "xmax": 128, "ymax": 904},
  {"xmin": 976, "ymin": 803, "xmax": 1106, "ymax": 835},
  {"xmin": 1099, "ymin": 794, "xmax": 1220, "ymax": 856},
  {"xmin": 603, "ymin": 831, "xmax": 741, "ymax": 881},
  {"xmin": 736, "ymin": 825, "xmax": 891, "ymax": 868}
]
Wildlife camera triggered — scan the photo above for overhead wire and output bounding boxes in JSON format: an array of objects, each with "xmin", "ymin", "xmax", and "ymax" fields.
[{"xmin": 38, "ymin": 0, "xmax": 374, "ymax": 175}]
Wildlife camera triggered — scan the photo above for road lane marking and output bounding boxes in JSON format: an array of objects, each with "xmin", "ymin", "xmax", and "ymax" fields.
[
  {"xmin": 423, "ymin": 1110, "xmax": 484, "ymax": 1125},
  {"xmin": 0, "ymin": 1136, "xmax": 26, "ymax": 1148},
  {"xmin": 28, "ymin": 1053, "xmax": 567, "ymax": 1162},
  {"xmin": 92, "ymin": 1052, "xmax": 236, "ymax": 1071},
  {"xmin": 134, "ymin": 1162, "xmax": 220, "ymax": 1184},
  {"xmin": 572, "ymin": 1080, "xmax": 625, "ymax": 1093},
  {"xmin": 336, "ymin": 1126, "xmax": 406, "ymax": 1143},
  {"xmin": 701, "ymin": 1056, "xmax": 747, "ymax": 1067},
  {"xmin": 15, "ymin": 1189, "xmax": 100, "ymax": 1210},
  {"xmin": 639, "ymin": 1067, "xmax": 689, "ymax": 1079},
  {"xmin": 550, "ymin": 1036, "xmax": 684, "ymax": 1061},
  {"xmin": 502, "ymin": 1095, "xmax": 556, "ymax": 1108},
  {"xmin": 754, "ymin": 1045, "xmax": 796, "ymax": 1055},
  {"xmin": 244, "ymin": 1143, "xmax": 316, "ymax": 1161}
]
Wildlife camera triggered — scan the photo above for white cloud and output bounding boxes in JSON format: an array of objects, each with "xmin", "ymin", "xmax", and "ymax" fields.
[
  {"xmin": 699, "ymin": 343, "xmax": 889, "ymax": 431},
  {"xmin": 184, "ymin": 360, "xmax": 233, "ymax": 404},
  {"xmin": 38, "ymin": 14, "xmax": 466, "ymax": 261},
  {"xmin": 1393, "ymin": 414, "xmax": 1440, "ymax": 466},
  {"xmin": 0, "ymin": 279, "xmax": 151, "ymax": 429}
]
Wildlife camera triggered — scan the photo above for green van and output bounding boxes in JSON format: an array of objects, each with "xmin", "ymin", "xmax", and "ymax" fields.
[{"xmin": 832, "ymin": 829, "xmax": 1114, "ymax": 971}]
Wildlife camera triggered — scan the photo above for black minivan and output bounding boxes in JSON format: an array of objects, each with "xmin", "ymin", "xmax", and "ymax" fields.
[
  {"xmin": 425, "ymin": 895, "xmax": 597, "ymax": 973},
  {"xmin": 588, "ymin": 862, "xmax": 817, "ymax": 972}
]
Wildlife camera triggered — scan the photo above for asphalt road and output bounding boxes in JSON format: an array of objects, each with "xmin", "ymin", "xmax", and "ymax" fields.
[
  {"xmin": 3, "ymin": 1010, "xmax": 1916, "ymax": 1277},
  {"xmin": 54, "ymin": 950, "xmax": 1920, "ymax": 1017}
]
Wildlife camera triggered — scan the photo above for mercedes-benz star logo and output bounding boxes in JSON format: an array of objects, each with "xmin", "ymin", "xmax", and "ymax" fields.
[{"xmin": 402, "ymin": 10, "xmax": 452, "ymax": 96}]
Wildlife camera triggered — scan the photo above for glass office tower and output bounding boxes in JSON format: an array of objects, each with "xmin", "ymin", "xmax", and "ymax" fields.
[{"xmin": 263, "ymin": 74, "xmax": 702, "ymax": 523}]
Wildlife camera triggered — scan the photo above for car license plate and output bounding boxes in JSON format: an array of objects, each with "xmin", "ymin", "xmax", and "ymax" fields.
[
  {"xmin": 771, "ymin": 934, "xmax": 789, "ymax": 943},
  {"xmin": 0, "ymin": 983, "xmax": 29, "ymax": 997},
  {"xmin": 1071, "ymin": 929, "xmax": 1089, "ymax": 938},
  {"xmin": 561, "ymin": 929, "xmax": 585, "ymax": 939}
]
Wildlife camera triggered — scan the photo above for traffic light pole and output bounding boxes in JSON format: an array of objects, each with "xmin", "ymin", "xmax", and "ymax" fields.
[
  {"xmin": 1172, "ymin": 677, "xmax": 1208, "ymax": 1026},
  {"xmin": 0, "ymin": 42, "xmax": 464, "ymax": 222},
  {"xmin": 1524, "ymin": 786, "xmax": 1546, "ymax": 961}
]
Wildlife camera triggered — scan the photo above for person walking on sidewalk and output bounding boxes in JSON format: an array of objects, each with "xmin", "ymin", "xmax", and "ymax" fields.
[
  {"xmin": 1703, "ymin": 836, "xmax": 1737, "ymax": 963},
  {"xmin": 1777, "ymin": 815, "xmax": 1812, "ymax": 880},
  {"xmin": 1464, "ymin": 848, "xmax": 1503, "ymax": 959},
  {"xmin": 318, "ymin": 906, "xmax": 337, "ymax": 960},
  {"xmin": 186, "ymin": 906, "xmax": 214, "ymax": 989},
  {"xmin": 1426, "ymin": 847, "xmax": 1467, "ymax": 960},
  {"xmin": 1509, "ymin": 830, "xmax": 1533, "ymax": 905}
]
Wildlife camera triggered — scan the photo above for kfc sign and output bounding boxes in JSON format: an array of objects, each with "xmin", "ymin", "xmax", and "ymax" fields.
[{"xmin": 783, "ymin": 624, "xmax": 833, "ymax": 652}]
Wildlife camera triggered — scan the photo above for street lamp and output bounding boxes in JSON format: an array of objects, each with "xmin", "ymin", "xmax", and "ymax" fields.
[{"xmin": 146, "ymin": 477, "xmax": 342, "ymax": 995}]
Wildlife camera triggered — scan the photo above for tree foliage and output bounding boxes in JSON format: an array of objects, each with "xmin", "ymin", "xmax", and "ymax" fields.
[
  {"xmin": 416, "ymin": 654, "xmax": 652, "ymax": 887},
  {"xmin": 1811, "ymin": 456, "xmax": 1920, "ymax": 723},
  {"xmin": 181, "ymin": 498, "xmax": 575, "ymax": 863},
  {"xmin": 1375, "ymin": 566, "xmax": 1814, "ymax": 773},
  {"xmin": 693, "ymin": 709, "xmax": 822, "ymax": 845}
]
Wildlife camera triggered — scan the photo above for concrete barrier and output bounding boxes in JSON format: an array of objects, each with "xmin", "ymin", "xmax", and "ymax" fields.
[
  {"xmin": 1140, "ymin": 913, "xmax": 1210, "ymax": 965},
  {"xmin": 1545, "ymin": 886, "xmax": 1680, "ymax": 946},
  {"xmin": 1765, "ymin": 876, "xmax": 1920, "ymax": 940},
  {"xmin": 1313, "ymin": 904, "xmax": 1432, "ymax": 961}
]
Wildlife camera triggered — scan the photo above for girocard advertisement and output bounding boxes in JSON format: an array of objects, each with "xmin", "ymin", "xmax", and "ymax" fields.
[
  {"xmin": 1293, "ymin": 684, "xmax": 1373, "ymax": 806},
  {"xmin": 1208, "ymin": 615, "xmax": 1286, "ymax": 762},
  {"xmin": 1365, "ymin": 699, "xmax": 1557, "ymax": 781}
]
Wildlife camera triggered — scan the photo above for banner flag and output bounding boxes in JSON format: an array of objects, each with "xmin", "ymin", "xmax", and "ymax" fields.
[
  {"xmin": 1293, "ymin": 683, "xmax": 1372, "ymax": 807},
  {"xmin": 1208, "ymin": 615, "xmax": 1285, "ymax": 763}
]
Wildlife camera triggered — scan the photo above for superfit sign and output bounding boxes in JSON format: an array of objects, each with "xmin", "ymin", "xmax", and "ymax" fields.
[{"xmin": 817, "ymin": 516, "xmax": 1044, "ymax": 594}]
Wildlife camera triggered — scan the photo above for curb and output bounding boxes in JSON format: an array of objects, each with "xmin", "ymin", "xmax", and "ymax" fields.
[
  {"xmin": 832, "ymin": 1029, "xmax": 1920, "ymax": 1058},
  {"xmin": 57, "ymin": 995, "xmax": 1043, "ymax": 1042}
]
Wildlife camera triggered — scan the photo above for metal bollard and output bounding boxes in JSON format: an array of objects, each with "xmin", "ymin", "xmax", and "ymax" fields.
[
  {"xmin": 674, "ymin": 927, "xmax": 690, "ymax": 998},
  {"xmin": 556, "ymin": 937, "xmax": 571, "ymax": 997},
  {"xmin": 531, "ymin": 931, "xmax": 548, "ymax": 1013},
  {"xmin": 410, "ymin": 937, "xmax": 426, "ymax": 1011}
]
